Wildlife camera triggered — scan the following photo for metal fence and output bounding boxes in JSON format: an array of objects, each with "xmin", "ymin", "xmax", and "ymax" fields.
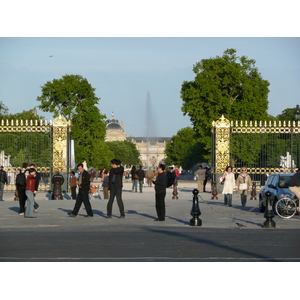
[
  {"xmin": 211, "ymin": 116, "xmax": 300, "ymax": 188},
  {"xmin": 0, "ymin": 117, "xmax": 72, "ymax": 192}
]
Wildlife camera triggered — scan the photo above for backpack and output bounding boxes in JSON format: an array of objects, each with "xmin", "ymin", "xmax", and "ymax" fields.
[
  {"xmin": 16, "ymin": 171, "xmax": 26, "ymax": 187},
  {"xmin": 166, "ymin": 171, "xmax": 175, "ymax": 188}
]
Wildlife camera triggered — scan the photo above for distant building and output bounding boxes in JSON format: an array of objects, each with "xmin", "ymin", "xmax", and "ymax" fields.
[
  {"xmin": 104, "ymin": 119, "xmax": 126, "ymax": 142},
  {"xmin": 105, "ymin": 119, "xmax": 171, "ymax": 167}
]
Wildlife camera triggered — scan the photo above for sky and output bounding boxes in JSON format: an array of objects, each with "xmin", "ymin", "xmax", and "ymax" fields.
[{"xmin": 1, "ymin": 37, "xmax": 300, "ymax": 138}]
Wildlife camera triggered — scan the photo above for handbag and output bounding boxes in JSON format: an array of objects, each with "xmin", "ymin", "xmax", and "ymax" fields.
[
  {"xmin": 134, "ymin": 173, "xmax": 139, "ymax": 179},
  {"xmin": 221, "ymin": 177, "xmax": 225, "ymax": 185},
  {"xmin": 239, "ymin": 183, "xmax": 247, "ymax": 190}
]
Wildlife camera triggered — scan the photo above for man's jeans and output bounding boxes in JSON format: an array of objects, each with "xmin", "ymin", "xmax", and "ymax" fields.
[{"xmin": 0, "ymin": 182, "xmax": 4, "ymax": 200}]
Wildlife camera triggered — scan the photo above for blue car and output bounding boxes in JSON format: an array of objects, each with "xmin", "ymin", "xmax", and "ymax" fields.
[{"xmin": 259, "ymin": 173, "xmax": 295, "ymax": 212}]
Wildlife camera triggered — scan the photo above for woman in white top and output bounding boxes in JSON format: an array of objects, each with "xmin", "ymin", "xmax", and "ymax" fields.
[{"xmin": 222, "ymin": 166, "xmax": 235, "ymax": 206}]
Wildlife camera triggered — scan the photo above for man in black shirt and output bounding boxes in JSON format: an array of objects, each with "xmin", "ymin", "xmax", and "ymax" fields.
[
  {"xmin": 68, "ymin": 163, "xmax": 93, "ymax": 217},
  {"xmin": 107, "ymin": 159, "xmax": 125, "ymax": 219},
  {"xmin": 152, "ymin": 164, "xmax": 168, "ymax": 221}
]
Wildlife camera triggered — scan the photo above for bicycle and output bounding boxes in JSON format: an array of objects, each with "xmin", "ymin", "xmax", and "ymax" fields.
[{"xmin": 275, "ymin": 194, "xmax": 299, "ymax": 219}]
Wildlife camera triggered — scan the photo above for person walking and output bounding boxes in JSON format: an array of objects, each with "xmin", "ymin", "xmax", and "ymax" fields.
[
  {"xmin": 145, "ymin": 168, "xmax": 154, "ymax": 187},
  {"xmin": 24, "ymin": 168, "xmax": 37, "ymax": 218},
  {"xmin": 152, "ymin": 163, "xmax": 168, "ymax": 221},
  {"xmin": 69, "ymin": 171, "xmax": 77, "ymax": 200},
  {"xmin": 51, "ymin": 170, "xmax": 65, "ymax": 200},
  {"xmin": 236, "ymin": 167, "xmax": 252, "ymax": 207},
  {"xmin": 107, "ymin": 159, "xmax": 125, "ymax": 219},
  {"xmin": 221, "ymin": 166, "xmax": 235, "ymax": 206},
  {"xmin": 0, "ymin": 166, "xmax": 8, "ymax": 201},
  {"xmin": 131, "ymin": 166, "xmax": 138, "ymax": 192},
  {"xmin": 136, "ymin": 165, "xmax": 145, "ymax": 193},
  {"xmin": 68, "ymin": 163, "xmax": 93, "ymax": 217},
  {"xmin": 15, "ymin": 162, "xmax": 29, "ymax": 214},
  {"xmin": 194, "ymin": 165, "xmax": 206, "ymax": 193}
]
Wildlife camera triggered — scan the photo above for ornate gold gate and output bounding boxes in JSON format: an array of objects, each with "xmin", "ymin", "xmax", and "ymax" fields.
[
  {"xmin": 212, "ymin": 115, "xmax": 300, "ymax": 186},
  {"xmin": 0, "ymin": 115, "xmax": 72, "ymax": 191}
]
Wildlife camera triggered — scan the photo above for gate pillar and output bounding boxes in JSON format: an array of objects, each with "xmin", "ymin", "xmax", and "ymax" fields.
[
  {"xmin": 212, "ymin": 115, "xmax": 230, "ymax": 192},
  {"xmin": 52, "ymin": 115, "xmax": 71, "ymax": 172}
]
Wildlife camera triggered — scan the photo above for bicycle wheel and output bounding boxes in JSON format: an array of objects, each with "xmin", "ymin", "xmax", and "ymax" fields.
[{"xmin": 275, "ymin": 197, "xmax": 297, "ymax": 219}]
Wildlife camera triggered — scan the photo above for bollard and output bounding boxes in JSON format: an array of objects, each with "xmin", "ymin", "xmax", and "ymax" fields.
[
  {"xmin": 190, "ymin": 189, "xmax": 202, "ymax": 226},
  {"xmin": 211, "ymin": 181, "xmax": 218, "ymax": 200},
  {"xmin": 250, "ymin": 182, "xmax": 256, "ymax": 200},
  {"xmin": 172, "ymin": 181, "xmax": 178, "ymax": 199},
  {"xmin": 262, "ymin": 191, "xmax": 276, "ymax": 228}
]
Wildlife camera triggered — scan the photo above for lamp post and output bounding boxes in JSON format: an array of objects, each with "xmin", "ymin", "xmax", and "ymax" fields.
[{"xmin": 294, "ymin": 105, "xmax": 300, "ymax": 168}]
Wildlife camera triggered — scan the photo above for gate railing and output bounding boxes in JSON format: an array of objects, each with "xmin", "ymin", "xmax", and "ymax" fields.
[{"xmin": 0, "ymin": 115, "xmax": 72, "ymax": 192}]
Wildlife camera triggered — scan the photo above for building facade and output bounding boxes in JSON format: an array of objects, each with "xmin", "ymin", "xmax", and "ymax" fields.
[{"xmin": 105, "ymin": 119, "xmax": 171, "ymax": 167}]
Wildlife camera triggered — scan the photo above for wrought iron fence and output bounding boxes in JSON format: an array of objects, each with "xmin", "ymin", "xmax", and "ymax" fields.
[
  {"xmin": 0, "ymin": 117, "xmax": 72, "ymax": 192},
  {"xmin": 211, "ymin": 116, "xmax": 300, "ymax": 187}
]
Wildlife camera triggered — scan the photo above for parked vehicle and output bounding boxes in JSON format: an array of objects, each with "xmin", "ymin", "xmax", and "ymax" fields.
[{"xmin": 259, "ymin": 173, "xmax": 295, "ymax": 212}]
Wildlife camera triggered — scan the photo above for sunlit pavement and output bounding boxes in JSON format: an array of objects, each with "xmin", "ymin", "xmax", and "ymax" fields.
[{"xmin": 0, "ymin": 180, "xmax": 299, "ymax": 261}]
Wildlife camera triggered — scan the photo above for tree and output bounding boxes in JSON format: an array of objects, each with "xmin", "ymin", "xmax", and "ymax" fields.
[
  {"xmin": 37, "ymin": 75, "xmax": 108, "ymax": 168},
  {"xmin": 106, "ymin": 140, "xmax": 141, "ymax": 167},
  {"xmin": 181, "ymin": 48, "xmax": 270, "ymax": 159},
  {"xmin": 0, "ymin": 101, "xmax": 8, "ymax": 115},
  {"xmin": 165, "ymin": 127, "xmax": 205, "ymax": 170},
  {"xmin": 277, "ymin": 107, "xmax": 299, "ymax": 121},
  {"xmin": 37, "ymin": 74, "xmax": 99, "ymax": 119}
]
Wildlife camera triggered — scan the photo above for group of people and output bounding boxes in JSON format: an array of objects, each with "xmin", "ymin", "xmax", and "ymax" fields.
[
  {"xmin": 221, "ymin": 166, "xmax": 252, "ymax": 207},
  {"xmin": 67, "ymin": 160, "xmax": 169, "ymax": 221},
  {"xmin": 14, "ymin": 163, "xmax": 41, "ymax": 218}
]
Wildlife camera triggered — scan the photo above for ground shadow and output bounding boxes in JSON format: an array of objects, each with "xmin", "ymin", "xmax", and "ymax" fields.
[
  {"xmin": 9, "ymin": 206, "xmax": 19, "ymax": 214},
  {"xmin": 145, "ymin": 228, "xmax": 279, "ymax": 261},
  {"xmin": 126, "ymin": 209, "xmax": 156, "ymax": 220}
]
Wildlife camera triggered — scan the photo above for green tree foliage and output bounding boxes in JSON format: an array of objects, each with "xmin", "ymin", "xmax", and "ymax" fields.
[
  {"xmin": 106, "ymin": 140, "xmax": 141, "ymax": 167},
  {"xmin": 165, "ymin": 127, "xmax": 205, "ymax": 170},
  {"xmin": 37, "ymin": 74, "xmax": 108, "ymax": 168},
  {"xmin": 181, "ymin": 48, "xmax": 270, "ymax": 159},
  {"xmin": 37, "ymin": 75, "xmax": 99, "ymax": 119},
  {"xmin": 0, "ymin": 101, "xmax": 8, "ymax": 115},
  {"xmin": 277, "ymin": 107, "xmax": 299, "ymax": 121}
]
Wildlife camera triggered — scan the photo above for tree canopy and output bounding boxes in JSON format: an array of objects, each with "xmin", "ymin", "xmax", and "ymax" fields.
[
  {"xmin": 165, "ymin": 127, "xmax": 205, "ymax": 170},
  {"xmin": 37, "ymin": 74, "xmax": 99, "ymax": 119},
  {"xmin": 37, "ymin": 74, "xmax": 109, "ymax": 168},
  {"xmin": 106, "ymin": 140, "xmax": 141, "ymax": 167},
  {"xmin": 181, "ymin": 48, "xmax": 270, "ymax": 159}
]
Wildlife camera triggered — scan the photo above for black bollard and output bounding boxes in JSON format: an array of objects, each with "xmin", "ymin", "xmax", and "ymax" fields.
[
  {"xmin": 211, "ymin": 181, "xmax": 218, "ymax": 200},
  {"xmin": 190, "ymin": 189, "xmax": 202, "ymax": 226},
  {"xmin": 262, "ymin": 191, "xmax": 276, "ymax": 228},
  {"xmin": 250, "ymin": 182, "xmax": 257, "ymax": 200},
  {"xmin": 172, "ymin": 181, "xmax": 178, "ymax": 199}
]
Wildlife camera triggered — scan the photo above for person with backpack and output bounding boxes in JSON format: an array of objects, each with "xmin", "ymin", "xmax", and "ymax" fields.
[
  {"xmin": 166, "ymin": 167, "xmax": 176, "ymax": 188},
  {"xmin": 15, "ymin": 162, "xmax": 29, "ymax": 215},
  {"xmin": 152, "ymin": 164, "xmax": 168, "ymax": 221}
]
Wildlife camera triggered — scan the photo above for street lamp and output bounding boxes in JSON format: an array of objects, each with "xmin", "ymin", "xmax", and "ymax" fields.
[{"xmin": 294, "ymin": 105, "xmax": 300, "ymax": 168}]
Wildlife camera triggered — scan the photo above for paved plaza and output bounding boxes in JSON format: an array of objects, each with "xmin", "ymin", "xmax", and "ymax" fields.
[{"xmin": 0, "ymin": 179, "xmax": 299, "ymax": 261}]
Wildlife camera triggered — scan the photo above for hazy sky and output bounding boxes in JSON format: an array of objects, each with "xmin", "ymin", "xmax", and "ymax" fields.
[{"xmin": 1, "ymin": 37, "xmax": 299, "ymax": 137}]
